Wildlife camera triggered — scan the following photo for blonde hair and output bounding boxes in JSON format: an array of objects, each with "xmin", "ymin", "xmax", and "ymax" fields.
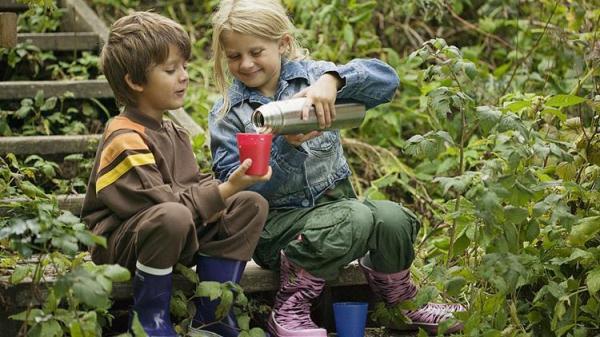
[
  {"xmin": 100, "ymin": 11, "xmax": 191, "ymax": 107},
  {"xmin": 211, "ymin": 0, "xmax": 307, "ymax": 116}
]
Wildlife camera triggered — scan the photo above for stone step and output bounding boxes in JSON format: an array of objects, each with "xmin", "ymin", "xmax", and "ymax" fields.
[
  {"xmin": 18, "ymin": 32, "xmax": 101, "ymax": 51},
  {"xmin": 0, "ymin": 12, "xmax": 17, "ymax": 48},
  {"xmin": 0, "ymin": 258, "xmax": 366, "ymax": 308},
  {"xmin": 0, "ymin": 79, "xmax": 112, "ymax": 99},
  {"xmin": 0, "ymin": 0, "xmax": 28, "ymax": 12},
  {"xmin": 0, "ymin": 134, "xmax": 101, "ymax": 156}
]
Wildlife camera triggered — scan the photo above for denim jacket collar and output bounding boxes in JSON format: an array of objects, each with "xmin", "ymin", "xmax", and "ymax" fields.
[{"xmin": 228, "ymin": 59, "xmax": 309, "ymax": 107}]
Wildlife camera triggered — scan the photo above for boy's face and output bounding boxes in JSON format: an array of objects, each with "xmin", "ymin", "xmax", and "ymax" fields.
[
  {"xmin": 132, "ymin": 44, "xmax": 189, "ymax": 117},
  {"xmin": 221, "ymin": 31, "xmax": 287, "ymax": 98}
]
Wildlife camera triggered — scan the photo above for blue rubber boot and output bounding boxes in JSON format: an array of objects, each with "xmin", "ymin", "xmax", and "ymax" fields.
[
  {"xmin": 131, "ymin": 269, "xmax": 178, "ymax": 337},
  {"xmin": 189, "ymin": 256, "xmax": 246, "ymax": 337}
]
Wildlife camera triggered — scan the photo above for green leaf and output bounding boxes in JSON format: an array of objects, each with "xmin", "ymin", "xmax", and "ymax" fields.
[
  {"xmin": 69, "ymin": 322, "xmax": 83, "ymax": 337},
  {"xmin": 40, "ymin": 96, "xmax": 57, "ymax": 111},
  {"xmin": 215, "ymin": 288, "xmax": 234, "ymax": 320},
  {"xmin": 10, "ymin": 264, "xmax": 32, "ymax": 284},
  {"xmin": 348, "ymin": 11, "xmax": 371, "ymax": 24},
  {"xmin": 248, "ymin": 327, "xmax": 266, "ymax": 337},
  {"xmin": 34, "ymin": 319, "xmax": 62, "ymax": 337},
  {"xmin": 237, "ymin": 314, "xmax": 251, "ymax": 331},
  {"xmin": 169, "ymin": 292, "xmax": 188, "ymax": 319},
  {"xmin": 445, "ymin": 276, "xmax": 466, "ymax": 296},
  {"xmin": 196, "ymin": 281, "xmax": 222, "ymax": 300},
  {"xmin": 587, "ymin": 268, "xmax": 600, "ymax": 295},
  {"xmin": 568, "ymin": 216, "xmax": 600, "ymax": 246},
  {"xmin": 175, "ymin": 263, "xmax": 199, "ymax": 284},
  {"xmin": 130, "ymin": 312, "xmax": 147, "ymax": 337},
  {"xmin": 477, "ymin": 106, "xmax": 501, "ymax": 133},
  {"xmin": 542, "ymin": 108, "xmax": 567, "ymax": 122},
  {"xmin": 342, "ymin": 23, "xmax": 354, "ymax": 48},
  {"xmin": 555, "ymin": 162, "xmax": 577, "ymax": 181},
  {"xmin": 103, "ymin": 264, "xmax": 130, "ymax": 282},
  {"xmin": 504, "ymin": 206, "xmax": 528, "ymax": 224},
  {"xmin": 506, "ymin": 99, "xmax": 532, "ymax": 112},
  {"xmin": 545, "ymin": 94, "xmax": 586, "ymax": 108}
]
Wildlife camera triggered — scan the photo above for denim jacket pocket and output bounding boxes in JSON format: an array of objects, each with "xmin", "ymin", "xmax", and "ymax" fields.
[{"xmin": 306, "ymin": 131, "xmax": 337, "ymax": 157}]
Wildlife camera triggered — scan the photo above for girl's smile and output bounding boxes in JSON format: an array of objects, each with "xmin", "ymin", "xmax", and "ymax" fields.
[{"xmin": 221, "ymin": 30, "xmax": 288, "ymax": 97}]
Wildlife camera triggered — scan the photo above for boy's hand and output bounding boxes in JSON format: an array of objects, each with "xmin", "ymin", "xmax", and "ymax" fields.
[
  {"xmin": 292, "ymin": 73, "xmax": 343, "ymax": 129},
  {"xmin": 218, "ymin": 159, "xmax": 272, "ymax": 200}
]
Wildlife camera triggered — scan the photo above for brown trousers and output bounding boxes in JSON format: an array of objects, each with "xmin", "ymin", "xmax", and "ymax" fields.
[{"xmin": 90, "ymin": 191, "xmax": 268, "ymax": 272}]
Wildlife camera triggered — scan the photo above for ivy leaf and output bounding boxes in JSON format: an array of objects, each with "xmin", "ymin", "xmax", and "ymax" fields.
[
  {"xmin": 586, "ymin": 267, "xmax": 600, "ymax": 295},
  {"xmin": 545, "ymin": 94, "xmax": 586, "ymax": 108}
]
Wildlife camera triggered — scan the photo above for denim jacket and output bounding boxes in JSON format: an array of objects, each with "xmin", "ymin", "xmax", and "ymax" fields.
[{"xmin": 209, "ymin": 58, "xmax": 399, "ymax": 208}]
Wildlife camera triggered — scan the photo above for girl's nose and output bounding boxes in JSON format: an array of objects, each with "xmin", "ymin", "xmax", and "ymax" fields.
[{"xmin": 240, "ymin": 56, "xmax": 254, "ymax": 70}]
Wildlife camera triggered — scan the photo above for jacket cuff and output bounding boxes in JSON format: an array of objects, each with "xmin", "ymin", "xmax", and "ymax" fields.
[
  {"xmin": 191, "ymin": 182, "xmax": 226, "ymax": 224},
  {"xmin": 334, "ymin": 62, "xmax": 366, "ymax": 96}
]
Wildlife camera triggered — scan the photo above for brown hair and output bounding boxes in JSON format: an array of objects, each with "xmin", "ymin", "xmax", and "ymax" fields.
[
  {"xmin": 211, "ymin": 0, "xmax": 307, "ymax": 116},
  {"xmin": 100, "ymin": 11, "xmax": 191, "ymax": 107}
]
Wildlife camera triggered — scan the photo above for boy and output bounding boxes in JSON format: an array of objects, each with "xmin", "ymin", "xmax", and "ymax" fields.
[{"xmin": 81, "ymin": 11, "xmax": 271, "ymax": 337}]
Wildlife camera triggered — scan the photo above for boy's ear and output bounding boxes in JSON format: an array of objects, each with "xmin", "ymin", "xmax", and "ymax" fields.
[
  {"xmin": 124, "ymin": 74, "xmax": 144, "ymax": 93},
  {"xmin": 279, "ymin": 34, "xmax": 292, "ymax": 54}
]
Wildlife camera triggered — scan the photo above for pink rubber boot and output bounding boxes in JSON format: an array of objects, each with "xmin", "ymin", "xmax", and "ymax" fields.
[
  {"xmin": 267, "ymin": 252, "xmax": 327, "ymax": 337},
  {"xmin": 359, "ymin": 258, "xmax": 465, "ymax": 334}
]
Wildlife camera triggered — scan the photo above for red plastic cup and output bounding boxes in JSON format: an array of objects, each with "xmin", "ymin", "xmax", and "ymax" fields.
[{"xmin": 236, "ymin": 133, "xmax": 272, "ymax": 176}]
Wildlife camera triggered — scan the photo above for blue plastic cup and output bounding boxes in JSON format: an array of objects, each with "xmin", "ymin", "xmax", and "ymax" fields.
[{"xmin": 333, "ymin": 302, "xmax": 368, "ymax": 337}]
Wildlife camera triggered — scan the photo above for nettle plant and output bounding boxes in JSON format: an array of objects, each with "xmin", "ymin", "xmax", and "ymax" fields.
[
  {"xmin": 2, "ymin": 90, "xmax": 110, "ymax": 136},
  {"xmin": 0, "ymin": 190, "xmax": 130, "ymax": 337},
  {"xmin": 402, "ymin": 38, "xmax": 599, "ymax": 336}
]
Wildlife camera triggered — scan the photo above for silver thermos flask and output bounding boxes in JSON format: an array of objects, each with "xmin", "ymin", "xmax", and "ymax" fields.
[{"xmin": 251, "ymin": 97, "xmax": 366, "ymax": 134}]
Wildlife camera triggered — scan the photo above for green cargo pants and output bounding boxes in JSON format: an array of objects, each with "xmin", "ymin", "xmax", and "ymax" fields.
[{"xmin": 253, "ymin": 179, "xmax": 421, "ymax": 280}]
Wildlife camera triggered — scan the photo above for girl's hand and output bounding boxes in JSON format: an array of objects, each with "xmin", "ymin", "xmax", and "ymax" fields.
[
  {"xmin": 218, "ymin": 159, "xmax": 272, "ymax": 200},
  {"xmin": 292, "ymin": 73, "xmax": 343, "ymax": 129},
  {"xmin": 284, "ymin": 131, "xmax": 322, "ymax": 147}
]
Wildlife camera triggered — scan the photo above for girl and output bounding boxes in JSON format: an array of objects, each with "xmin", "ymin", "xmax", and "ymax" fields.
[{"xmin": 208, "ymin": 0, "xmax": 465, "ymax": 336}]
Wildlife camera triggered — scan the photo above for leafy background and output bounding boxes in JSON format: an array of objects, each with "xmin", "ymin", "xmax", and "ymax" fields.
[{"xmin": 1, "ymin": 0, "xmax": 599, "ymax": 336}]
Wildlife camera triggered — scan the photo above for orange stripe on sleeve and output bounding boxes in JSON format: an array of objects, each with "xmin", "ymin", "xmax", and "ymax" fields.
[
  {"xmin": 99, "ymin": 132, "xmax": 149, "ymax": 172},
  {"xmin": 104, "ymin": 116, "xmax": 146, "ymax": 139}
]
